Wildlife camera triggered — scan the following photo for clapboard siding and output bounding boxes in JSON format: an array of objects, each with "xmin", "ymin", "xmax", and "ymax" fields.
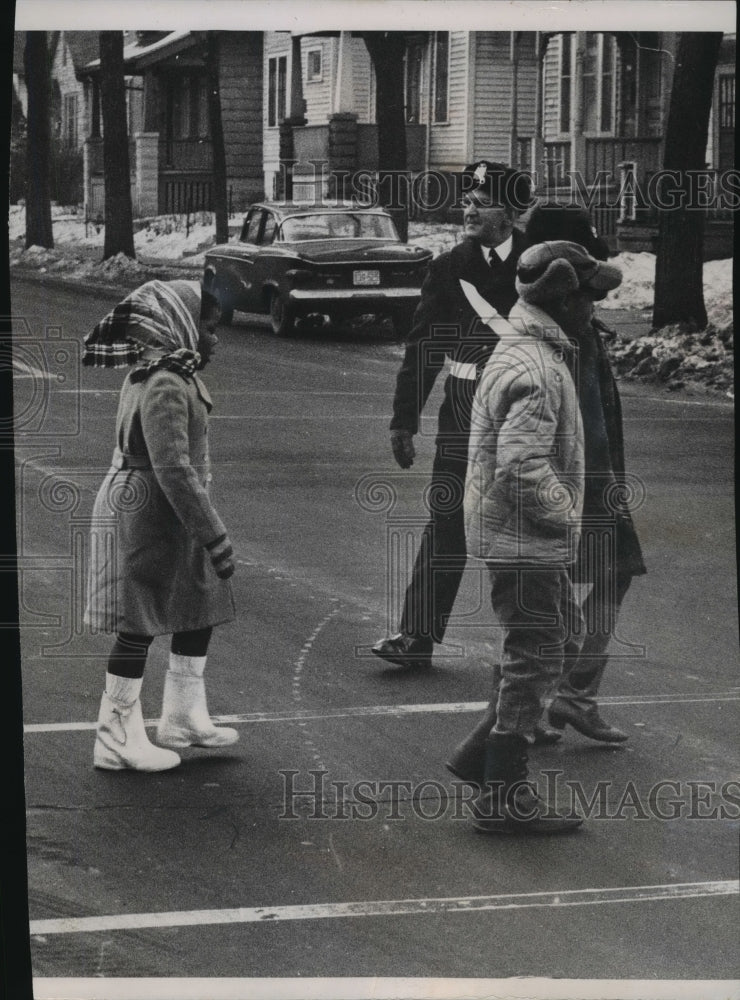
[
  {"xmin": 542, "ymin": 34, "xmax": 562, "ymax": 139},
  {"xmin": 472, "ymin": 32, "xmax": 513, "ymax": 162},
  {"xmin": 428, "ymin": 31, "xmax": 470, "ymax": 171},
  {"xmin": 219, "ymin": 32, "xmax": 264, "ymax": 208},
  {"xmin": 516, "ymin": 34, "xmax": 538, "ymax": 138},
  {"xmin": 351, "ymin": 38, "xmax": 375, "ymax": 123},
  {"xmin": 52, "ymin": 33, "xmax": 86, "ymax": 148},
  {"xmin": 304, "ymin": 36, "xmax": 335, "ymax": 123}
]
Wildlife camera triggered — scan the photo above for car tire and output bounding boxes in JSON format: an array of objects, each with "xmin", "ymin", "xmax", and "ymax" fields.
[{"xmin": 269, "ymin": 290, "xmax": 295, "ymax": 337}]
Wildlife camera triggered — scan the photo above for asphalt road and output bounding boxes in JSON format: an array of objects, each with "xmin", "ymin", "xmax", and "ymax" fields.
[{"xmin": 10, "ymin": 276, "xmax": 740, "ymax": 987}]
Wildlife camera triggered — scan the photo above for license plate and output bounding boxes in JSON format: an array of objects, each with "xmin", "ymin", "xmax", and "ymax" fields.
[{"xmin": 353, "ymin": 269, "xmax": 380, "ymax": 286}]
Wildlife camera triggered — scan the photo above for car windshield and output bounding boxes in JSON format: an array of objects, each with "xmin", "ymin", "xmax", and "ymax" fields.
[{"xmin": 279, "ymin": 213, "xmax": 399, "ymax": 242}]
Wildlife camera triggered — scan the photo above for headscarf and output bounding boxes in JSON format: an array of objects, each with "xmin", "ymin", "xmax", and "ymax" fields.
[{"xmin": 83, "ymin": 279, "xmax": 203, "ymax": 381}]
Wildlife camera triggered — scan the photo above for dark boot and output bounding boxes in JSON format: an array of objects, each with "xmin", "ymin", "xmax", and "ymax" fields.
[
  {"xmin": 446, "ymin": 666, "xmax": 561, "ymax": 787},
  {"xmin": 471, "ymin": 733, "xmax": 582, "ymax": 835},
  {"xmin": 548, "ymin": 696, "xmax": 628, "ymax": 743},
  {"xmin": 371, "ymin": 633, "xmax": 433, "ymax": 669},
  {"xmin": 446, "ymin": 666, "xmax": 500, "ymax": 784}
]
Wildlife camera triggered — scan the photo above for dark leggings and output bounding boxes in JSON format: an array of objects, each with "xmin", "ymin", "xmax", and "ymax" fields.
[{"xmin": 107, "ymin": 628, "xmax": 213, "ymax": 678}]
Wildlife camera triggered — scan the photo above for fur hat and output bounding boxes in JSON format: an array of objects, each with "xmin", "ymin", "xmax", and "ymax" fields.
[
  {"xmin": 516, "ymin": 241, "xmax": 622, "ymax": 305},
  {"xmin": 523, "ymin": 202, "xmax": 610, "ymax": 261},
  {"xmin": 460, "ymin": 161, "xmax": 531, "ymax": 212}
]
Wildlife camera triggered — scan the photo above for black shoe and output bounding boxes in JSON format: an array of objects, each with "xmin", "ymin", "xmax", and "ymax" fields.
[
  {"xmin": 371, "ymin": 633, "xmax": 433, "ymax": 670},
  {"xmin": 446, "ymin": 726, "xmax": 561, "ymax": 788},
  {"xmin": 548, "ymin": 697, "xmax": 628, "ymax": 743},
  {"xmin": 470, "ymin": 734, "xmax": 582, "ymax": 836},
  {"xmin": 472, "ymin": 782, "xmax": 583, "ymax": 835}
]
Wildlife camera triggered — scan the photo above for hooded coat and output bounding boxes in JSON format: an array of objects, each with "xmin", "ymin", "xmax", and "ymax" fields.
[{"xmin": 464, "ymin": 299, "xmax": 585, "ymax": 566}]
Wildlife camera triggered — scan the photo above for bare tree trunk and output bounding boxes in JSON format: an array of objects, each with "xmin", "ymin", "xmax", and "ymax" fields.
[
  {"xmin": 361, "ymin": 32, "xmax": 409, "ymax": 242},
  {"xmin": 100, "ymin": 31, "xmax": 135, "ymax": 260},
  {"xmin": 653, "ymin": 32, "xmax": 723, "ymax": 330},
  {"xmin": 24, "ymin": 32, "xmax": 54, "ymax": 249},
  {"xmin": 204, "ymin": 32, "xmax": 229, "ymax": 245}
]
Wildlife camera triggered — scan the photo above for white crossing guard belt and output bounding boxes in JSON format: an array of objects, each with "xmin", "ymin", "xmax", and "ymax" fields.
[
  {"xmin": 449, "ymin": 360, "xmax": 478, "ymax": 380},
  {"xmin": 458, "ymin": 279, "xmax": 519, "ymax": 340}
]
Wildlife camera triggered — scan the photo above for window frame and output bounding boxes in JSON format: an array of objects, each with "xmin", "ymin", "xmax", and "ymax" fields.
[
  {"xmin": 306, "ymin": 47, "xmax": 323, "ymax": 83},
  {"xmin": 404, "ymin": 40, "xmax": 424, "ymax": 124},
  {"xmin": 62, "ymin": 92, "xmax": 78, "ymax": 147},
  {"xmin": 268, "ymin": 54, "xmax": 288, "ymax": 128},
  {"xmin": 432, "ymin": 31, "xmax": 449, "ymax": 125}
]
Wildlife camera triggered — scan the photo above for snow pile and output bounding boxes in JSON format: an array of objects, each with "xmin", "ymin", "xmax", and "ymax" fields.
[
  {"xmin": 133, "ymin": 213, "xmax": 218, "ymax": 258},
  {"xmin": 407, "ymin": 221, "xmax": 461, "ymax": 256},
  {"xmin": 609, "ymin": 325, "xmax": 733, "ymax": 395},
  {"xmin": 600, "ymin": 251, "xmax": 733, "ymax": 333}
]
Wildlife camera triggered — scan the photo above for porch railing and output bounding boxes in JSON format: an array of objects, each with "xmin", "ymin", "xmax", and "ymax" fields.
[
  {"xmin": 585, "ymin": 136, "xmax": 663, "ymax": 182},
  {"xmin": 159, "ymin": 172, "xmax": 213, "ymax": 214}
]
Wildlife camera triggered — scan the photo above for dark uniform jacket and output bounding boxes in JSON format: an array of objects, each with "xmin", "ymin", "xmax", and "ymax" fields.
[{"xmin": 390, "ymin": 230, "xmax": 527, "ymax": 435}]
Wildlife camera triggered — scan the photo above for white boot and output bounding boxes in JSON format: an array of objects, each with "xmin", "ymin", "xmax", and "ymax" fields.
[
  {"xmin": 156, "ymin": 654, "xmax": 239, "ymax": 748},
  {"xmin": 94, "ymin": 674, "xmax": 181, "ymax": 772}
]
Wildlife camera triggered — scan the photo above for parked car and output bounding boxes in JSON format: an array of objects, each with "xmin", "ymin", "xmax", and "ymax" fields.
[{"xmin": 203, "ymin": 202, "xmax": 433, "ymax": 336}]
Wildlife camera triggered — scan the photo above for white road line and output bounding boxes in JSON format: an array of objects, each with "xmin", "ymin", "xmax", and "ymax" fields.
[
  {"xmin": 28, "ymin": 879, "xmax": 739, "ymax": 936},
  {"xmin": 11, "ymin": 359, "xmax": 54, "ymax": 381},
  {"xmin": 23, "ymin": 691, "xmax": 740, "ymax": 734}
]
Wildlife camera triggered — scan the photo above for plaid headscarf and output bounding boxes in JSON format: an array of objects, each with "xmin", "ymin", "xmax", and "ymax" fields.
[{"xmin": 83, "ymin": 280, "xmax": 203, "ymax": 380}]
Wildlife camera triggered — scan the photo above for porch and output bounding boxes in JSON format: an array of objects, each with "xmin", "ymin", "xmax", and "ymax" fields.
[{"xmin": 289, "ymin": 121, "xmax": 428, "ymax": 202}]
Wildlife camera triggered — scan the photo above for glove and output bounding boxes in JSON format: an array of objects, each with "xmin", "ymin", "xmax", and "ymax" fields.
[
  {"xmin": 206, "ymin": 533, "xmax": 235, "ymax": 579},
  {"xmin": 390, "ymin": 429, "xmax": 415, "ymax": 469}
]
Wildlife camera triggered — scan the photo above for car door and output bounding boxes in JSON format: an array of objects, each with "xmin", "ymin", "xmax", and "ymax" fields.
[
  {"xmin": 250, "ymin": 210, "xmax": 283, "ymax": 308},
  {"xmin": 229, "ymin": 209, "xmax": 265, "ymax": 312}
]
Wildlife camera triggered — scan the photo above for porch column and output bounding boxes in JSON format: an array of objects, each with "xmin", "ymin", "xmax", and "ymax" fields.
[
  {"xmin": 83, "ymin": 136, "xmax": 104, "ymax": 222},
  {"xmin": 135, "ymin": 133, "xmax": 159, "ymax": 218},
  {"xmin": 329, "ymin": 33, "xmax": 358, "ymax": 201},
  {"xmin": 90, "ymin": 78, "xmax": 101, "ymax": 137},
  {"xmin": 571, "ymin": 32, "xmax": 586, "ymax": 189},
  {"xmin": 143, "ymin": 74, "xmax": 160, "ymax": 132},
  {"xmin": 333, "ymin": 31, "xmax": 355, "ymax": 114},
  {"xmin": 532, "ymin": 32, "xmax": 545, "ymax": 193},
  {"xmin": 278, "ymin": 34, "xmax": 308, "ymax": 201},
  {"xmin": 509, "ymin": 32, "xmax": 519, "ymax": 168}
]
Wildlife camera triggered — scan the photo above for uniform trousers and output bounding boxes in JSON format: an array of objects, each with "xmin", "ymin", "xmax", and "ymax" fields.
[{"xmin": 400, "ymin": 375, "xmax": 475, "ymax": 644}]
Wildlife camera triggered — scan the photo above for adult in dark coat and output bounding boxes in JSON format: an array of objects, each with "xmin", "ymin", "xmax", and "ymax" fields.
[
  {"xmin": 84, "ymin": 279, "xmax": 238, "ymax": 772},
  {"xmin": 523, "ymin": 206, "xmax": 646, "ymax": 742},
  {"xmin": 371, "ymin": 161, "xmax": 531, "ymax": 671}
]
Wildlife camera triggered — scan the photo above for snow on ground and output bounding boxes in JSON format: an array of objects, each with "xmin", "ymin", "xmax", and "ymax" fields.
[{"xmin": 9, "ymin": 204, "xmax": 734, "ymax": 396}]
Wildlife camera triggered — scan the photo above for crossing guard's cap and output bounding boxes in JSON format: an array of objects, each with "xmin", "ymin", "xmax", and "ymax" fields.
[
  {"xmin": 460, "ymin": 161, "xmax": 532, "ymax": 212},
  {"xmin": 524, "ymin": 202, "xmax": 611, "ymax": 261}
]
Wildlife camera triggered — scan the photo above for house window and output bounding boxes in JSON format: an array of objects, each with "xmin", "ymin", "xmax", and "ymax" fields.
[
  {"xmin": 306, "ymin": 48, "xmax": 322, "ymax": 83},
  {"xmin": 582, "ymin": 33, "xmax": 616, "ymax": 134},
  {"xmin": 268, "ymin": 55, "xmax": 288, "ymax": 127},
  {"xmin": 405, "ymin": 42, "xmax": 424, "ymax": 123},
  {"xmin": 559, "ymin": 33, "xmax": 572, "ymax": 132},
  {"xmin": 433, "ymin": 32, "xmax": 449, "ymax": 124},
  {"xmin": 169, "ymin": 74, "xmax": 209, "ymax": 139},
  {"xmin": 719, "ymin": 75, "xmax": 735, "ymax": 129},
  {"xmin": 62, "ymin": 93, "xmax": 78, "ymax": 147}
]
